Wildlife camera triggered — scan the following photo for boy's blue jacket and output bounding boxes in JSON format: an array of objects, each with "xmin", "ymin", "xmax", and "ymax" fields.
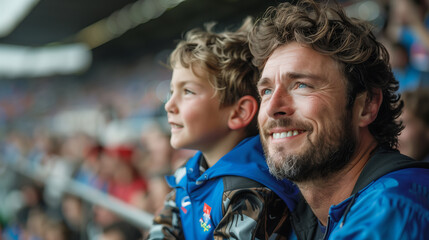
[
  {"xmin": 165, "ymin": 135, "xmax": 298, "ymax": 239},
  {"xmin": 291, "ymin": 147, "xmax": 429, "ymax": 240}
]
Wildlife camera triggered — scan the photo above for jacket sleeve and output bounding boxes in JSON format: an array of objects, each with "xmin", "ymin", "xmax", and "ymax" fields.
[
  {"xmin": 146, "ymin": 190, "xmax": 185, "ymax": 240},
  {"xmin": 328, "ymin": 191, "xmax": 429, "ymax": 240},
  {"xmin": 213, "ymin": 186, "xmax": 291, "ymax": 240}
]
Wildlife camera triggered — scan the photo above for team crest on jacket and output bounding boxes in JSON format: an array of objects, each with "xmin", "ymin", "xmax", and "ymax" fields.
[{"xmin": 199, "ymin": 203, "xmax": 212, "ymax": 232}]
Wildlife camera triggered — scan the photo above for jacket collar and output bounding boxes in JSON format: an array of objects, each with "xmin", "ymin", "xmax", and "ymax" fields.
[
  {"xmin": 291, "ymin": 147, "xmax": 429, "ymax": 240},
  {"xmin": 351, "ymin": 147, "xmax": 429, "ymax": 194}
]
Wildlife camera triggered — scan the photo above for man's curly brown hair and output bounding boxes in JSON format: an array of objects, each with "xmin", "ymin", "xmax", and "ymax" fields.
[{"xmin": 248, "ymin": 0, "xmax": 403, "ymax": 149}]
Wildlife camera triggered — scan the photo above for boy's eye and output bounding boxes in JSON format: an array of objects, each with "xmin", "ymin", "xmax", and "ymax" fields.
[{"xmin": 184, "ymin": 89, "xmax": 194, "ymax": 95}]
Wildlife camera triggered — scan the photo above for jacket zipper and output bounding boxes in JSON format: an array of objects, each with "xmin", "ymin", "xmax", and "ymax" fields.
[{"xmin": 321, "ymin": 216, "xmax": 331, "ymax": 240}]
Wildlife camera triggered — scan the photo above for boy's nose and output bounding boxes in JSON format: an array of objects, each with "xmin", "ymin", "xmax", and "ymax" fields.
[{"xmin": 164, "ymin": 96, "xmax": 177, "ymax": 114}]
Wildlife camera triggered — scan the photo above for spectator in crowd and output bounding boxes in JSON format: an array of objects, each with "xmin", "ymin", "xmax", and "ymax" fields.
[
  {"xmin": 3, "ymin": 130, "xmax": 31, "ymax": 164},
  {"xmin": 61, "ymin": 194, "xmax": 88, "ymax": 240},
  {"xmin": 249, "ymin": 0, "xmax": 429, "ymax": 239},
  {"xmin": 99, "ymin": 221, "xmax": 143, "ymax": 240},
  {"xmin": 74, "ymin": 143, "xmax": 109, "ymax": 192},
  {"xmin": 398, "ymin": 88, "xmax": 429, "ymax": 162},
  {"xmin": 139, "ymin": 122, "xmax": 175, "ymax": 177},
  {"xmin": 387, "ymin": 0, "xmax": 429, "ymax": 90},
  {"xmin": 388, "ymin": 41, "xmax": 421, "ymax": 91},
  {"xmin": 16, "ymin": 181, "xmax": 46, "ymax": 228},
  {"xmin": 2, "ymin": 181, "xmax": 46, "ymax": 240},
  {"xmin": 147, "ymin": 17, "xmax": 298, "ymax": 239},
  {"xmin": 27, "ymin": 129, "xmax": 61, "ymax": 169},
  {"xmin": 138, "ymin": 122, "xmax": 195, "ymax": 215},
  {"xmin": 21, "ymin": 208, "xmax": 47, "ymax": 240},
  {"xmin": 92, "ymin": 205, "xmax": 121, "ymax": 232},
  {"xmin": 100, "ymin": 145, "xmax": 148, "ymax": 208},
  {"xmin": 141, "ymin": 175, "xmax": 170, "ymax": 215},
  {"xmin": 43, "ymin": 218, "xmax": 71, "ymax": 240}
]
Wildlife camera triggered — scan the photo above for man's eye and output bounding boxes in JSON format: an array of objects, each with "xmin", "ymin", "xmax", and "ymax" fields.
[
  {"xmin": 261, "ymin": 89, "xmax": 272, "ymax": 96},
  {"xmin": 297, "ymin": 83, "xmax": 308, "ymax": 88}
]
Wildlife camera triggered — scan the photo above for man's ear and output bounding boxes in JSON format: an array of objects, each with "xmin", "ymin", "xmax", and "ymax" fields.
[
  {"xmin": 228, "ymin": 96, "xmax": 258, "ymax": 130},
  {"xmin": 356, "ymin": 89, "xmax": 383, "ymax": 127}
]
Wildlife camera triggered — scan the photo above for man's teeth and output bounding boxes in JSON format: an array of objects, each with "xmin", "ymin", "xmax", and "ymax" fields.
[{"xmin": 273, "ymin": 130, "xmax": 300, "ymax": 139}]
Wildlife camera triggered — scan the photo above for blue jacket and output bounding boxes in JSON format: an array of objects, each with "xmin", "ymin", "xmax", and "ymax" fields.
[
  {"xmin": 166, "ymin": 135, "xmax": 298, "ymax": 239},
  {"xmin": 291, "ymin": 147, "xmax": 429, "ymax": 240}
]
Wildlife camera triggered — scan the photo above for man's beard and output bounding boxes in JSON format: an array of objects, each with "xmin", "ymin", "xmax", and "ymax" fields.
[{"xmin": 261, "ymin": 111, "xmax": 356, "ymax": 183}]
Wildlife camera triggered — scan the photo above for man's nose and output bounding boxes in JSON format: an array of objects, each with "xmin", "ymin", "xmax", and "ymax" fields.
[{"xmin": 265, "ymin": 87, "xmax": 294, "ymax": 119}]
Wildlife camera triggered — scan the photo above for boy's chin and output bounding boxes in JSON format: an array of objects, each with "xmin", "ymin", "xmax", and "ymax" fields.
[
  {"xmin": 170, "ymin": 140, "xmax": 189, "ymax": 150},
  {"xmin": 170, "ymin": 142, "xmax": 182, "ymax": 149}
]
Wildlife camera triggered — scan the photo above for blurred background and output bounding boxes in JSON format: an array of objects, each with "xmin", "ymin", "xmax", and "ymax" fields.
[{"xmin": 1, "ymin": 0, "xmax": 428, "ymax": 239}]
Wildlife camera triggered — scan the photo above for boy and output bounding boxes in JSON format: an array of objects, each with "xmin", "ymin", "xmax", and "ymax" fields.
[{"xmin": 147, "ymin": 18, "xmax": 297, "ymax": 240}]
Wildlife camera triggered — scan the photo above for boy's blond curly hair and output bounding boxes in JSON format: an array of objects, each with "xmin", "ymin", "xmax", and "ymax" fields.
[{"xmin": 169, "ymin": 17, "xmax": 259, "ymax": 108}]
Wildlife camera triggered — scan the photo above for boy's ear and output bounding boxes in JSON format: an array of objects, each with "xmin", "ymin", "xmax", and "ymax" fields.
[
  {"xmin": 356, "ymin": 89, "xmax": 383, "ymax": 127},
  {"xmin": 228, "ymin": 95, "xmax": 258, "ymax": 130}
]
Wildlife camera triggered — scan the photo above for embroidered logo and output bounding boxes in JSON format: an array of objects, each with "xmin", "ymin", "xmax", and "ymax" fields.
[
  {"xmin": 199, "ymin": 203, "xmax": 212, "ymax": 232},
  {"xmin": 181, "ymin": 196, "xmax": 191, "ymax": 214}
]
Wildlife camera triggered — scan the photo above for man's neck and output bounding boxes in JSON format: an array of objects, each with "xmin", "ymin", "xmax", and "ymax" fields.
[{"xmin": 296, "ymin": 137, "xmax": 378, "ymax": 226}]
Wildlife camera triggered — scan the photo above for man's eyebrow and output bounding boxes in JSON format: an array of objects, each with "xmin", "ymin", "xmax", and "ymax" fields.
[
  {"xmin": 257, "ymin": 77, "xmax": 271, "ymax": 88},
  {"xmin": 287, "ymin": 72, "xmax": 322, "ymax": 81},
  {"xmin": 257, "ymin": 72, "xmax": 323, "ymax": 87}
]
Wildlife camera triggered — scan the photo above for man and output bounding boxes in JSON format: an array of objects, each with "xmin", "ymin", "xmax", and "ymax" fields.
[
  {"xmin": 398, "ymin": 88, "xmax": 429, "ymax": 162},
  {"xmin": 249, "ymin": 1, "xmax": 429, "ymax": 239}
]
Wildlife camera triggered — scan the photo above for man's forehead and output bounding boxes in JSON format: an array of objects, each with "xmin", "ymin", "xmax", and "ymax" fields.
[{"xmin": 262, "ymin": 44, "xmax": 339, "ymax": 75}]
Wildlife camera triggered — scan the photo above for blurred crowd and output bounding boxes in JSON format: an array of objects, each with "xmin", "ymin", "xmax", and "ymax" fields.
[
  {"xmin": 1, "ymin": 0, "xmax": 429, "ymax": 239},
  {"xmin": 382, "ymin": 0, "xmax": 429, "ymax": 91},
  {"xmin": 0, "ymin": 98, "xmax": 197, "ymax": 240},
  {"xmin": 0, "ymin": 57, "xmax": 196, "ymax": 240}
]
